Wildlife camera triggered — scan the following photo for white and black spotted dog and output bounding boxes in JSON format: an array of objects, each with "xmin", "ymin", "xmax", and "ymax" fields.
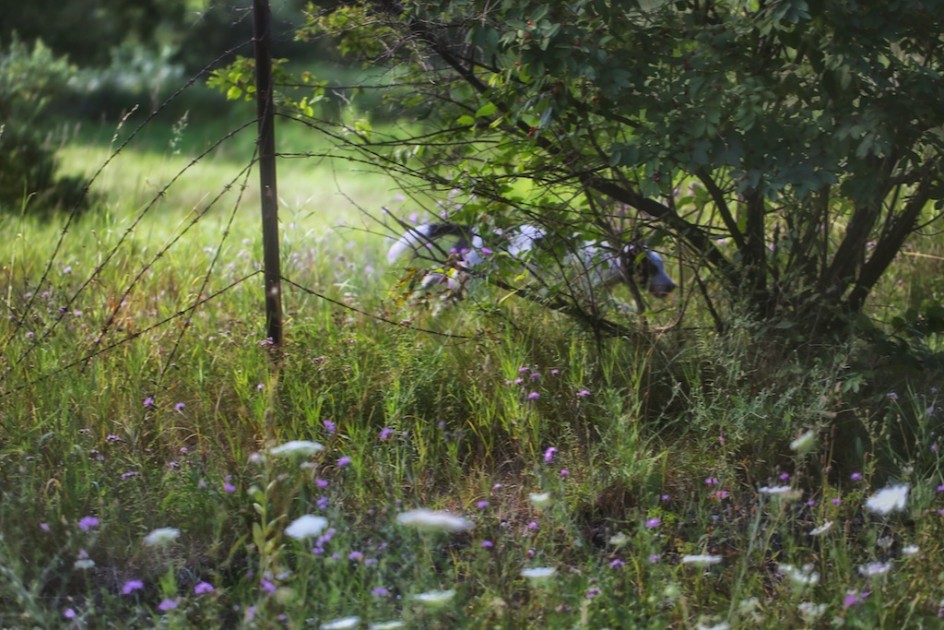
[{"xmin": 387, "ymin": 222, "xmax": 676, "ymax": 299}]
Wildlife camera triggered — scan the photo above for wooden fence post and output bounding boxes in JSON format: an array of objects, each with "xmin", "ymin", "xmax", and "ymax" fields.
[{"xmin": 253, "ymin": 0, "xmax": 284, "ymax": 346}]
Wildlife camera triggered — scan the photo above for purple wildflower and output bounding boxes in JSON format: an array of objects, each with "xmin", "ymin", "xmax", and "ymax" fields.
[
  {"xmin": 158, "ymin": 598, "xmax": 178, "ymax": 612},
  {"xmin": 175, "ymin": 402, "xmax": 186, "ymax": 412},
  {"xmin": 372, "ymin": 587, "xmax": 390, "ymax": 598},
  {"xmin": 705, "ymin": 476, "xmax": 719, "ymax": 486},
  {"xmin": 348, "ymin": 551, "xmax": 364, "ymax": 562},
  {"xmin": 476, "ymin": 500, "xmax": 490, "ymax": 509},
  {"xmin": 610, "ymin": 559, "xmax": 625, "ymax": 569},
  {"xmin": 143, "ymin": 396, "xmax": 154, "ymax": 408},
  {"xmin": 261, "ymin": 579, "xmax": 277, "ymax": 593},
  {"xmin": 645, "ymin": 517, "xmax": 661, "ymax": 529},
  {"xmin": 850, "ymin": 472, "xmax": 863, "ymax": 481},
  {"xmin": 576, "ymin": 389, "xmax": 591, "ymax": 397},
  {"xmin": 39, "ymin": 522, "xmax": 50, "ymax": 533},
  {"xmin": 337, "ymin": 456, "xmax": 352, "ymax": 468},
  {"xmin": 379, "ymin": 427, "xmax": 394, "ymax": 440},
  {"xmin": 544, "ymin": 446, "xmax": 558, "ymax": 463},
  {"xmin": 316, "ymin": 477, "xmax": 329, "ymax": 489},
  {"xmin": 527, "ymin": 391, "xmax": 540, "ymax": 400},
  {"xmin": 560, "ymin": 469, "xmax": 570, "ymax": 478},
  {"xmin": 78, "ymin": 516, "xmax": 100, "ymax": 532},
  {"xmin": 193, "ymin": 581, "xmax": 215, "ymax": 595},
  {"xmin": 323, "ymin": 420, "xmax": 336, "ymax": 434},
  {"xmin": 317, "ymin": 496, "xmax": 329, "ymax": 510},
  {"xmin": 481, "ymin": 540, "xmax": 494, "ymax": 549},
  {"xmin": 121, "ymin": 579, "xmax": 144, "ymax": 595},
  {"xmin": 223, "ymin": 478, "xmax": 237, "ymax": 494},
  {"xmin": 586, "ymin": 587, "xmax": 603, "ymax": 599},
  {"xmin": 843, "ymin": 590, "xmax": 868, "ymax": 609},
  {"xmin": 64, "ymin": 608, "xmax": 76, "ymax": 619}
]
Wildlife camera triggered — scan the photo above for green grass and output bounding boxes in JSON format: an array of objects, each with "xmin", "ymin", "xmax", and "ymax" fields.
[{"xmin": 1, "ymin": 119, "xmax": 944, "ymax": 628}]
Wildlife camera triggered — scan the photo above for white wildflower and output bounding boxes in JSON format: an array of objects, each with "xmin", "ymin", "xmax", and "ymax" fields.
[
  {"xmin": 321, "ymin": 617, "xmax": 360, "ymax": 630},
  {"xmin": 797, "ymin": 602, "xmax": 827, "ymax": 622},
  {"xmin": 368, "ymin": 623, "xmax": 406, "ymax": 630},
  {"xmin": 608, "ymin": 532, "xmax": 629, "ymax": 547},
  {"xmin": 789, "ymin": 430, "xmax": 816, "ymax": 454},
  {"xmin": 857, "ymin": 561, "xmax": 892, "ymax": 577},
  {"xmin": 864, "ymin": 484, "xmax": 909, "ymax": 515},
  {"xmin": 520, "ymin": 567, "xmax": 556, "ymax": 581},
  {"xmin": 696, "ymin": 621, "xmax": 730, "ymax": 630},
  {"xmin": 73, "ymin": 550, "xmax": 95, "ymax": 570},
  {"xmin": 270, "ymin": 440, "xmax": 324, "ymax": 458},
  {"xmin": 902, "ymin": 544, "xmax": 920, "ymax": 556},
  {"xmin": 285, "ymin": 515, "xmax": 329, "ymax": 540},
  {"xmin": 143, "ymin": 527, "xmax": 181, "ymax": 547},
  {"xmin": 778, "ymin": 563, "xmax": 820, "ymax": 587},
  {"xmin": 412, "ymin": 589, "xmax": 456, "ymax": 607},
  {"xmin": 809, "ymin": 521, "xmax": 833, "ymax": 536},
  {"xmin": 681, "ymin": 554, "xmax": 723, "ymax": 567},
  {"xmin": 396, "ymin": 509, "xmax": 473, "ymax": 533},
  {"xmin": 759, "ymin": 485, "xmax": 801, "ymax": 500},
  {"xmin": 529, "ymin": 492, "xmax": 552, "ymax": 508}
]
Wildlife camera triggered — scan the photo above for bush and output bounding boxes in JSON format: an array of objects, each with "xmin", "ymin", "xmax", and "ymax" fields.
[{"xmin": 0, "ymin": 36, "xmax": 86, "ymax": 213}]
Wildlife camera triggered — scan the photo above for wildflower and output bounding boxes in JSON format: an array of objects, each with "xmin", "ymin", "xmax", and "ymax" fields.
[
  {"xmin": 809, "ymin": 521, "xmax": 833, "ymax": 536},
  {"xmin": 759, "ymin": 485, "xmax": 801, "ymax": 500},
  {"xmin": 864, "ymin": 484, "xmax": 909, "ymax": 515},
  {"xmin": 887, "ymin": 392, "xmax": 899, "ymax": 402},
  {"xmin": 789, "ymin": 430, "xmax": 816, "ymax": 454},
  {"xmin": 529, "ymin": 492, "xmax": 551, "ymax": 508},
  {"xmin": 105, "ymin": 434, "xmax": 121, "ymax": 443},
  {"xmin": 285, "ymin": 515, "xmax": 329, "ymax": 540},
  {"xmin": 348, "ymin": 551, "xmax": 364, "ymax": 562},
  {"xmin": 481, "ymin": 540, "xmax": 494, "ymax": 549},
  {"xmin": 521, "ymin": 567, "xmax": 556, "ymax": 581},
  {"xmin": 778, "ymin": 563, "xmax": 820, "ymax": 587},
  {"xmin": 586, "ymin": 586, "xmax": 603, "ymax": 599},
  {"xmin": 649, "ymin": 554, "xmax": 662, "ymax": 564},
  {"xmin": 858, "ymin": 562, "xmax": 892, "ymax": 577},
  {"xmin": 544, "ymin": 447, "xmax": 558, "ymax": 463},
  {"xmin": 64, "ymin": 608, "xmax": 76, "ymax": 619},
  {"xmin": 645, "ymin": 517, "xmax": 661, "ymax": 529},
  {"xmin": 779, "ymin": 472, "xmax": 791, "ymax": 481},
  {"xmin": 608, "ymin": 532, "xmax": 629, "ymax": 547},
  {"xmin": 850, "ymin": 472, "xmax": 863, "ymax": 481},
  {"xmin": 317, "ymin": 496, "xmax": 329, "ymax": 510},
  {"xmin": 369, "ymin": 622, "xmax": 406, "ymax": 630},
  {"xmin": 78, "ymin": 516, "xmax": 100, "ymax": 532},
  {"xmin": 476, "ymin": 500, "xmax": 490, "ymax": 509},
  {"xmin": 396, "ymin": 509, "xmax": 473, "ymax": 533},
  {"xmin": 797, "ymin": 602, "xmax": 827, "ymax": 622},
  {"xmin": 175, "ymin": 402, "xmax": 186, "ymax": 412},
  {"xmin": 843, "ymin": 590, "xmax": 868, "ymax": 609},
  {"xmin": 121, "ymin": 579, "xmax": 144, "ymax": 595},
  {"xmin": 413, "ymin": 589, "xmax": 456, "ymax": 607},
  {"xmin": 39, "ymin": 522, "xmax": 50, "ymax": 533},
  {"xmin": 372, "ymin": 587, "xmax": 391, "ymax": 598},
  {"xmin": 143, "ymin": 396, "xmax": 154, "ymax": 407},
  {"xmin": 527, "ymin": 392, "xmax": 540, "ymax": 400},
  {"xmin": 194, "ymin": 581, "xmax": 215, "ymax": 595},
  {"xmin": 830, "ymin": 497, "xmax": 842, "ymax": 506},
  {"xmin": 705, "ymin": 477, "xmax": 719, "ymax": 486},
  {"xmin": 158, "ymin": 598, "xmax": 179, "ymax": 612},
  {"xmin": 143, "ymin": 527, "xmax": 181, "ymax": 547},
  {"xmin": 902, "ymin": 544, "xmax": 920, "ymax": 556},
  {"xmin": 321, "ymin": 617, "xmax": 360, "ymax": 630},
  {"xmin": 526, "ymin": 521, "xmax": 539, "ymax": 531},
  {"xmin": 609, "ymin": 559, "xmax": 625, "ymax": 569},
  {"xmin": 323, "ymin": 420, "xmax": 336, "ymax": 434},
  {"xmin": 270, "ymin": 440, "xmax": 324, "ymax": 458},
  {"xmin": 261, "ymin": 579, "xmax": 277, "ymax": 593},
  {"xmin": 120, "ymin": 471, "xmax": 141, "ymax": 480},
  {"xmin": 681, "ymin": 554, "xmax": 723, "ymax": 567},
  {"xmin": 337, "ymin": 456, "xmax": 352, "ymax": 468},
  {"xmin": 576, "ymin": 389, "xmax": 591, "ymax": 397},
  {"xmin": 379, "ymin": 427, "xmax": 394, "ymax": 440},
  {"xmin": 695, "ymin": 622, "xmax": 730, "ymax": 630},
  {"xmin": 559, "ymin": 469, "xmax": 569, "ymax": 478},
  {"xmin": 73, "ymin": 550, "xmax": 95, "ymax": 570}
]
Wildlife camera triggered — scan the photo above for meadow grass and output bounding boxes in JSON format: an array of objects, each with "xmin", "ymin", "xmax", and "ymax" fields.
[{"xmin": 1, "ymin": 120, "xmax": 943, "ymax": 628}]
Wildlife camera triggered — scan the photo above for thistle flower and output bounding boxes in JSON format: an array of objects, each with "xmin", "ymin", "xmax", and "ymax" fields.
[
  {"xmin": 143, "ymin": 527, "xmax": 181, "ymax": 547},
  {"xmin": 158, "ymin": 598, "xmax": 179, "ymax": 612},
  {"xmin": 543, "ymin": 447, "xmax": 558, "ymax": 463},
  {"xmin": 864, "ymin": 484, "xmax": 909, "ymax": 515},
  {"xmin": 121, "ymin": 579, "xmax": 144, "ymax": 595},
  {"xmin": 396, "ymin": 509, "xmax": 473, "ymax": 533},
  {"xmin": 285, "ymin": 515, "xmax": 329, "ymax": 540}
]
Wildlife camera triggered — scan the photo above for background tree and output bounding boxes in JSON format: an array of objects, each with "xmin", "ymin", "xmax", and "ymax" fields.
[{"xmin": 222, "ymin": 0, "xmax": 944, "ymax": 333}]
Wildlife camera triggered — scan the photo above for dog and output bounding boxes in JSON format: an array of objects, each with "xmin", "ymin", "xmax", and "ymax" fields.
[{"xmin": 387, "ymin": 222, "xmax": 676, "ymax": 299}]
